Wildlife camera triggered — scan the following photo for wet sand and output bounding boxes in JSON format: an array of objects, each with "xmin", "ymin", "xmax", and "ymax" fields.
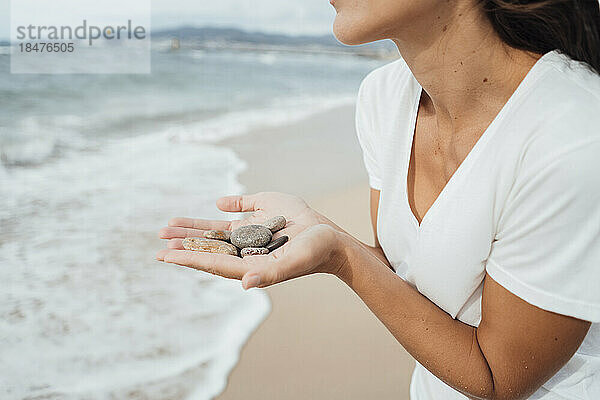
[{"xmin": 215, "ymin": 104, "xmax": 415, "ymax": 399}]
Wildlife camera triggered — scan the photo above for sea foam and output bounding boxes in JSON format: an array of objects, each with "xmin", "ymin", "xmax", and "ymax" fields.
[{"xmin": 0, "ymin": 131, "xmax": 269, "ymax": 400}]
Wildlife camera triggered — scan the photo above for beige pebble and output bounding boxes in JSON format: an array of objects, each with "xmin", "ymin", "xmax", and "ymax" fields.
[
  {"xmin": 203, "ymin": 230, "xmax": 231, "ymax": 241},
  {"xmin": 182, "ymin": 238, "xmax": 238, "ymax": 256},
  {"xmin": 263, "ymin": 216, "xmax": 286, "ymax": 233},
  {"xmin": 240, "ymin": 247, "xmax": 269, "ymax": 257}
]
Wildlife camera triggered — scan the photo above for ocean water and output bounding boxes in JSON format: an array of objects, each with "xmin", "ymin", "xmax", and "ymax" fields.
[{"xmin": 0, "ymin": 45, "xmax": 384, "ymax": 399}]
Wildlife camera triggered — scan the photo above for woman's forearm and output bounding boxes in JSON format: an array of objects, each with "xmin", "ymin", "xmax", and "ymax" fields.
[
  {"xmin": 361, "ymin": 243, "xmax": 392, "ymax": 269},
  {"xmin": 335, "ymin": 232, "xmax": 495, "ymax": 400}
]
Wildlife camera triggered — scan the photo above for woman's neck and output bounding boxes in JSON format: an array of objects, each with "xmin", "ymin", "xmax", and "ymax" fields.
[{"xmin": 391, "ymin": 3, "xmax": 541, "ymax": 133}]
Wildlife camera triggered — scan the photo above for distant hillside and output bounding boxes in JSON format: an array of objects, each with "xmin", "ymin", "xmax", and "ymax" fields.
[{"xmin": 153, "ymin": 26, "xmax": 397, "ymax": 59}]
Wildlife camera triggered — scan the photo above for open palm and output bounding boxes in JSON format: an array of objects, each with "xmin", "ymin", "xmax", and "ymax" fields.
[
  {"xmin": 157, "ymin": 192, "xmax": 350, "ymax": 288},
  {"xmin": 158, "ymin": 192, "xmax": 339, "ymax": 250},
  {"xmin": 157, "ymin": 222, "xmax": 344, "ymax": 289}
]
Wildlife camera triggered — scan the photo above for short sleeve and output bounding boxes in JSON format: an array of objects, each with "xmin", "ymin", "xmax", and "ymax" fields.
[
  {"xmin": 487, "ymin": 139, "xmax": 600, "ymax": 322},
  {"xmin": 355, "ymin": 76, "xmax": 382, "ymax": 190}
]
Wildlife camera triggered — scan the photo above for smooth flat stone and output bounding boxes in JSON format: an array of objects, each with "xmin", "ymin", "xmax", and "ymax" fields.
[
  {"xmin": 266, "ymin": 235, "xmax": 288, "ymax": 252},
  {"xmin": 230, "ymin": 225, "xmax": 273, "ymax": 249},
  {"xmin": 264, "ymin": 216, "xmax": 286, "ymax": 233},
  {"xmin": 182, "ymin": 238, "xmax": 238, "ymax": 256},
  {"xmin": 203, "ymin": 230, "xmax": 231, "ymax": 241},
  {"xmin": 240, "ymin": 247, "xmax": 269, "ymax": 257}
]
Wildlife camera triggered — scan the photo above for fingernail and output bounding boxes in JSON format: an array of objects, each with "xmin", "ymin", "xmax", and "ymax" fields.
[{"xmin": 245, "ymin": 274, "xmax": 261, "ymax": 290}]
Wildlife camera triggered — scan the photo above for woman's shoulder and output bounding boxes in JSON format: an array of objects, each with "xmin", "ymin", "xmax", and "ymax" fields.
[
  {"xmin": 358, "ymin": 56, "xmax": 416, "ymax": 101},
  {"xmin": 538, "ymin": 51, "xmax": 600, "ymax": 123},
  {"xmin": 503, "ymin": 53, "xmax": 600, "ymax": 187},
  {"xmin": 545, "ymin": 51, "xmax": 600, "ymax": 101},
  {"xmin": 508, "ymin": 52, "xmax": 600, "ymax": 154},
  {"xmin": 354, "ymin": 57, "xmax": 417, "ymax": 186}
]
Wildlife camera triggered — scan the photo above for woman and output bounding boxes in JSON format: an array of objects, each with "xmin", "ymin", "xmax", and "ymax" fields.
[{"xmin": 158, "ymin": 1, "xmax": 600, "ymax": 399}]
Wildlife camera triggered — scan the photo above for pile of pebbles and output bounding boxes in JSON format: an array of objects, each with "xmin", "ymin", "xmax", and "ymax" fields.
[{"xmin": 182, "ymin": 216, "xmax": 289, "ymax": 258}]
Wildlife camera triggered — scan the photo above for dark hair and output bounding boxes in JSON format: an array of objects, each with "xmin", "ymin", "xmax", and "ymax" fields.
[{"xmin": 480, "ymin": 0, "xmax": 600, "ymax": 74}]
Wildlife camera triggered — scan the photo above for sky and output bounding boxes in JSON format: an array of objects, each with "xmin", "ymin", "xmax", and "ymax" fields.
[{"xmin": 1, "ymin": 0, "xmax": 336, "ymax": 40}]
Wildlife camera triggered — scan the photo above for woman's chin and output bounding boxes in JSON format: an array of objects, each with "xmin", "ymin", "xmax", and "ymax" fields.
[{"xmin": 333, "ymin": 18, "xmax": 373, "ymax": 46}]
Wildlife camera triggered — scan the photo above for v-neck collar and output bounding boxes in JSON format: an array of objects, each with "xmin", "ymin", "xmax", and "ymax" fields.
[{"xmin": 403, "ymin": 50, "xmax": 558, "ymax": 229}]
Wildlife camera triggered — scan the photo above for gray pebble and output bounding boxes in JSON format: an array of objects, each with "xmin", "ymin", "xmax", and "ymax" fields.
[
  {"xmin": 230, "ymin": 224, "xmax": 273, "ymax": 249},
  {"xmin": 203, "ymin": 230, "xmax": 231, "ymax": 241},
  {"xmin": 240, "ymin": 247, "xmax": 269, "ymax": 257},
  {"xmin": 266, "ymin": 235, "xmax": 289, "ymax": 252},
  {"xmin": 264, "ymin": 216, "xmax": 286, "ymax": 233}
]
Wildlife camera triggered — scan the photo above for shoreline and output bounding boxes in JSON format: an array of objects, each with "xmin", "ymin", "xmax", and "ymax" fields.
[{"xmin": 215, "ymin": 104, "xmax": 415, "ymax": 399}]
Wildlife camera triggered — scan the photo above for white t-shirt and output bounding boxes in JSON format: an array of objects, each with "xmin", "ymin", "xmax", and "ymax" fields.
[{"xmin": 355, "ymin": 50, "xmax": 600, "ymax": 400}]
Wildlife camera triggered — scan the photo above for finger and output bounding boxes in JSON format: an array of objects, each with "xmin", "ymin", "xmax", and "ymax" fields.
[
  {"xmin": 168, "ymin": 239, "xmax": 184, "ymax": 249},
  {"xmin": 168, "ymin": 217, "xmax": 231, "ymax": 231},
  {"xmin": 161, "ymin": 250, "xmax": 250, "ymax": 279},
  {"xmin": 242, "ymin": 238, "xmax": 309, "ymax": 289},
  {"xmin": 242, "ymin": 272, "xmax": 262, "ymax": 290},
  {"xmin": 159, "ymin": 226, "xmax": 206, "ymax": 239},
  {"xmin": 242, "ymin": 257, "xmax": 286, "ymax": 290},
  {"xmin": 156, "ymin": 248, "xmax": 170, "ymax": 261},
  {"xmin": 271, "ymin": 225, "xmax": 301, "ymax": 241},
  {"xmin": 217, "ymin": 194, "xmax": 261, "ymax": 213}
]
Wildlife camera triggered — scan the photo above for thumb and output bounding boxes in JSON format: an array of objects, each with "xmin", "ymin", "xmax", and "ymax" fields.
[
  {"xmin": 217, "ymin": 194, "xmax": 260, "ymax": 213},
  {"xmin": 241, "ymin": 262, "xmax": 282, "ymax": 290}
]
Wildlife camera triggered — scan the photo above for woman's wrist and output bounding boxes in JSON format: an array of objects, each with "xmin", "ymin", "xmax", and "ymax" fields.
[
  {"xmin": 330, "ymin": 229, "xmax": 394, "ymax": 286},
  {"xmin": 329, "ymin": 229, "xmax": 362, "ymax": 283}
]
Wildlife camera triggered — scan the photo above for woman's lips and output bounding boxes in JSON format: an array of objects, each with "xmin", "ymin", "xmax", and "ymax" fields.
[{"xmin": 330, "ymin": 0, "xmax": 335, "ymax": 6}]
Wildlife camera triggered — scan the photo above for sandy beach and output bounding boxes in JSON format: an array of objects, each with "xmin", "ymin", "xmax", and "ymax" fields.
[{"xmin": 215, "ymin": 104, "xmax": 415, "ymax": 399}]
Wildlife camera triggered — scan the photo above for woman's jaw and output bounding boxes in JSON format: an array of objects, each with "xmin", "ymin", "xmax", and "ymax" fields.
[{"xmin": 331, "ymin": 0, "xmax": 453, "ymax": 46}]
